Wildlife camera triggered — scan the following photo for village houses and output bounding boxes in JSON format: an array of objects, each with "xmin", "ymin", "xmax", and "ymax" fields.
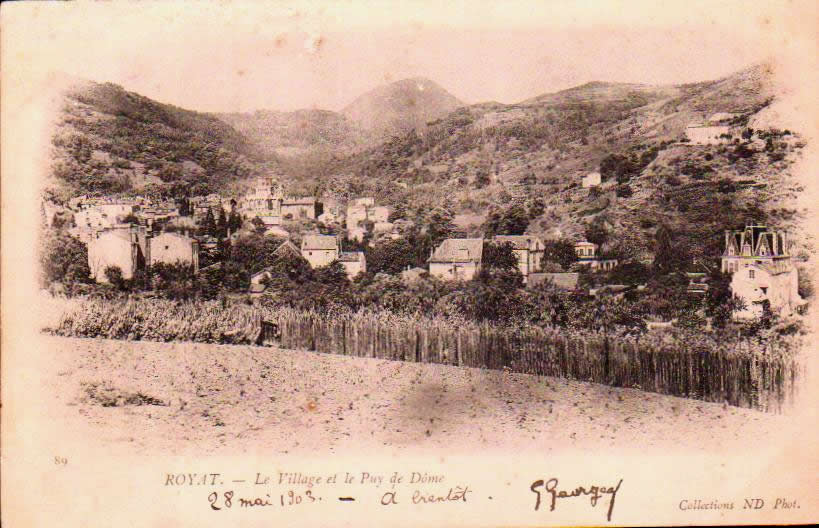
[
  {"xmin": 721, "ymin": 223, "xmax": 804, "ymax": 319},
  {"xmin": 428, "ymin": 238, "xmax": 483, "ymax": 281},
  {"xmin": 300, "ymin": 234, "xmax": 366, "ymax": 280},
  {"xmin": 87, "ymin": 226, "xmax": 147, "ymax": 282},
  {"xmin": 150, "ymin": 231, "xmax": 200, "ymax": 272},
  {"xmin": 301, "ymin": 235, "xmax": 340, "ymax": 267},
  {"xmin": 346, "ymin": 197, "xmax": 391, "ymax": 242},
  {"xmin": 239, "ymin": 176, "xmax": 318, "ymax": 225},
  {"xmin": 87, "ymin": 225, "xmax": 199, "ymax": 283},
  {"xmin": 339, "ymin": 251, "xmax": 367, "ymax": 279}
]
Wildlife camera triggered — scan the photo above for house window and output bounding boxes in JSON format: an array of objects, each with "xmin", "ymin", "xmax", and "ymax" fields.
[{"xmin": 749, "ymin": 269, "xmax": 755, "ymax": 279}]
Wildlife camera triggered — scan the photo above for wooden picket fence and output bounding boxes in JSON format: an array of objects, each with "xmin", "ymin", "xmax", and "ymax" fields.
[{"xmin": 268, "ymin": 311, "xmax": 799, "ymax": 412}]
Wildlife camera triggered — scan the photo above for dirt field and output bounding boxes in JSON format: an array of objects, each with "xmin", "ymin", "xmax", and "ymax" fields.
[{"xmin": 38, "ymin": 336, "xmax": 795, "ymax": 456}]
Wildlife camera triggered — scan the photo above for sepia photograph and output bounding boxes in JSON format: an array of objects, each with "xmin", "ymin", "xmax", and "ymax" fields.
[{"xmin": 2, "ymin": 0, "xmax": 818, "ymax": 526}]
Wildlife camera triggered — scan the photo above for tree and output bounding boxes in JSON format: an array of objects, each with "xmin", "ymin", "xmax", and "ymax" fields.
[
  {"xmin": 122, "ymin": 213, "xmax": 140, "ymax": 225},
  {"xmin": 152, "ymin": 262, "xmax": 197, "ymax": 301},
  {"xmin": 615, "ymin": 184, "xmax": 633, "ymax": 198},
  {"xmin": 425, "ymin": 205, "xmax": 456, "ymax": 247},
  {"xmin": 227, "ymin": 211, "xmax": 243, "ymax": 233},
  {"xmin": 313, "ymin": 261, "xmax": 349, "ymax": 286},
  {"xmin": 177, "ymin": 197, "xmax": 191, "ymax": 217},
  {"xmin": 104, "ymin": 266, "xmax": 127, "ymax": 291},
  {"xmin": 201, "ymin": 208, "xmax": 216, "ymax": 236},
  {"xmin": 40, "ymin": 230, "xmax": 91, "ymax": 286},
  {"xmin": 705, "ymin": 270, "xmax": 746, "ymax": 328},
  {"xmin": 485, "ymin": 203, "xmax": 529, "ymax": 236},
  {"xmin": 527, "ymin": 197, "xmax": 545, "ymax": 219},
  {"xmin": 216, "ymin": 207, "xmax": 228, "ymax": 238},
  {"xmin": 229, "ymin": 233, "xmax": 287, "ymax": 276},
  {"xmin": 653, "ymin": 224, "xmax": 690, "ymax": 273},
  {"xmin": 250, "ymin": 216, "xmax": 266, "ymax": 235},
  {"xmin": 388, "ymin": 201, "xmax": 408, "ymax": 223},
  {"xmin": 481, "ymin": 241, "xmax": 519, "ymax": 272},
  {"xmin": 367, "ymin": 238, "xmax": 415, "ymax": 275},
  {"xmin": 608, "ymin": 261, "xmax": 653, "ymax": 285},
  {"xmin": 542, "ymin": 239, "xmax": 578, "ymax": 270},
  {"xmin": 584, "ymin": 217, "xmax": 609, "ymax": 246},
  {"xmin": 474, "ymin": 168, "xmax": 491, "ymax": 189}
]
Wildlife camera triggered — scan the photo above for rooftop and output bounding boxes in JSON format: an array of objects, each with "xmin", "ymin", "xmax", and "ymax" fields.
[
  {"xmin": 429, "ymin": 238, "xmax": 484, "ymax": 263},
  {"xmin": 301, "ymin": 235, "xmax": 338, "ymax": 251},
  {"xmin": 339, "ymin": 251, "xmax": 364, "ymax": 262},
  {"xmin": 493, "ymin": 235, "xmax": 541, "ymax": 250}
]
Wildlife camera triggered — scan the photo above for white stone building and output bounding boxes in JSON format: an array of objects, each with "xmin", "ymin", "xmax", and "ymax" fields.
[
  {"xmin": 428, "ymin": 238, "xmax": 483, "ymax": 281},
  {"xmin": 339, "ymin": 251, "xmax": 367, "ymax": 279},
  {"xmin": 300, "ymin": 235, "xmax": 340, "ymax": 268},
  {"xmin": 722, "ymin": 223, "xmax": 803, "ymax": 319},
  {"xmin": 149, "ymin": 232, "xmax": 200, "ymax": 272},
  {"xmin": 574, "ymin": 240, "xmax": 618, "ymax": 271},
  {"xmin": 582, "ymin": 172, "xmax": 602, "ymax": 188},
  {"xmin": 87, "ymin": 225, "xmax": 147, "ymax": 282}
]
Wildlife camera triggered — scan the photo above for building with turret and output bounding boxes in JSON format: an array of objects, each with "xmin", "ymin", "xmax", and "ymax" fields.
[
  {"xmin": 721, "ymin": 223, "xmax": 803, "ymax": 319},
  {"xmin": 239, "ymin": 176, "xmax": 285, "ymax": 226}
]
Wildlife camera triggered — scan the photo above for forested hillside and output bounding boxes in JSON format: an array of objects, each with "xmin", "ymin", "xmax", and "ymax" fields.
[{"xmin": 48, "ymin": 81, "xmax": 274, "ymax": 200}]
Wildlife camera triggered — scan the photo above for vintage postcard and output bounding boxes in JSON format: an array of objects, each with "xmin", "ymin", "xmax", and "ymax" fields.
[{"xmin": 2, "ymin": 0, "xmax": 818, "ymax": 526}]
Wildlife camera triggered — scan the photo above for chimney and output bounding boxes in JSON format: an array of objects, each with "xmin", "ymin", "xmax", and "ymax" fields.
[
  {"xmin": 724, "ymin": 230, "xmax": 731, "ymax": 253},
  {"xmin": 145, "ymin": 230, "xmax": 152, "ymax": 270},
  {"xmin": 192, "ymin": 239, "xmax": 200, "ymax": 275}
]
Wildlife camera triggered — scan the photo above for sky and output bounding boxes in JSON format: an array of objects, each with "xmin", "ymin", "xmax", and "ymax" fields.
[{"xmin": 3, "ymin": 0, "xmax": 814, "ymax": 113}]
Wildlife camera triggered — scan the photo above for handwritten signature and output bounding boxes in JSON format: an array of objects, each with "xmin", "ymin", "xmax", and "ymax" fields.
[{"xmin": 530, "ymin": 477, "xmax": 623, "ymax": 522}]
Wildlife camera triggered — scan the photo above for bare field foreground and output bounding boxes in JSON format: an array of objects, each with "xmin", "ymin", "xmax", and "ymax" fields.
[{"xmin": 35, "ymin": 335, "xmax": 799, "ymax": 456}]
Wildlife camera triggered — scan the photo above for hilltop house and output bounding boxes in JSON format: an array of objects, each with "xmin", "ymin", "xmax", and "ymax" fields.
[
  {"xmin": 685, "ymin": 113, "xmax": 739, "ymax": 145},
  {"xmin": 574, "ymin": 240, "xmax": 618, "ymax": 271},
  {"xmin": 492, "ymin": 235, "xmax": 545, "ymax": 282},
  {"xmin": 428, "ymin": 238, "xmax": 483, "ymax": 281},
  {"xmin": 722, "ymin": 223, "xmax": 803, "ymax": 319},
  {"xmin": 582, "ymin": 172, "xmax": 602, "ymax": 188}
]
